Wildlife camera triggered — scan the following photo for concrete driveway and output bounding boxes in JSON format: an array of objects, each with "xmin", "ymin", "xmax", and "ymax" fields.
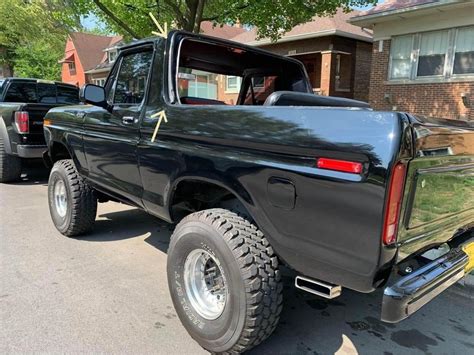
[{"xmin": 1, "ymin": 163, "xmax": 473, "ymax": 354}]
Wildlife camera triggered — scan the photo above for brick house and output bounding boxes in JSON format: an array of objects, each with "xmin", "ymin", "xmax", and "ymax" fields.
[
  {"xmin": 60, "ymin": 33, "xmax": 122, "ymax": 86},
  {"xmin": 61, "ymin": 23, "xmax": 245, "ymax": 87},
  {"xmin": 350, "ymin": 0, "xmax": 474, "ymax": 120},
  {"xmin": 229, "ymin": 9, "xmax": 373, "ymax": 102}
]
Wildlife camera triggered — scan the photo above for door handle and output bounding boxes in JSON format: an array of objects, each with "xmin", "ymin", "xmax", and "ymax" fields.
[{"xmin": 122, "ymin": 116, "xmax": 135, "ymax": 124}]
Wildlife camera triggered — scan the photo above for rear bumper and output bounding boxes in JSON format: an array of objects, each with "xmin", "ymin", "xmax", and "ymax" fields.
[
  {"xmin": 381, "ymin": 241, "xmax": 472, "ymax": 323},
  {"xmin": 16, "ymin": 144, "xmax": 47, "ymax": 158}
]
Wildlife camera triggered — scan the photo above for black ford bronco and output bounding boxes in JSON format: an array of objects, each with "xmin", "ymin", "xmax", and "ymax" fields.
[
  {"xmin": 0, "ymin": 78, "xmax": 79, "ymax": 182},
  {"xmin": 43, "ymin": 31, "xmax": 473, "ymax": 353}
]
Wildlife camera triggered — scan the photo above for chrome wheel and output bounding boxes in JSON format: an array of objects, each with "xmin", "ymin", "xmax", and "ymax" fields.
[
  {"xmin": 53, "ymin": 179, "xmax": 68, "ymax": 218},
  {"xmin": 183, "ymin": 249, "xmax": 228, "ymax": 320}
]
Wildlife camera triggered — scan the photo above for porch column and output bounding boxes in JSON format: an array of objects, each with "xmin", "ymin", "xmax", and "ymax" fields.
[{"xmin": 320, "ymin": 50, "xmax": 335, "ymax": 96}]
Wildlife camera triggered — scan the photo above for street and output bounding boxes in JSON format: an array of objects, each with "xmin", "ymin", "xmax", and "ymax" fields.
[{"xmin": 1, "ymin": 163, "xmax": 473, "ymax": 354}]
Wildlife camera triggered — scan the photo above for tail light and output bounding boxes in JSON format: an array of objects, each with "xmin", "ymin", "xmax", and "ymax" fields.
[
  {"xmin": 382, "ymin": 162, "xmax": 407, "ymax": 245},
  {"xmin": 14, "ymin": 111, "xmax": 29, "ymax": 133}
]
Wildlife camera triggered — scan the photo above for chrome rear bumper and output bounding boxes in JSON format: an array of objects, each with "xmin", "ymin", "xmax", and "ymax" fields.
[{"xmin": 381, "ymin": 244, "xmax": 471, "ymax": 323}]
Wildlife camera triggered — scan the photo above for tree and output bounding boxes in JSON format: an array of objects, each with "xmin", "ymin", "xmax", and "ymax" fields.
[
  {"xmin": 75, "ymin": 0, "xmax": 377, "ymax": 40},
  {"xmin": 13, "ymin": 39, "xmax": 64, "ymax": 80},
  {"xmin": 0, "ymin": 0, "xmax": 80, "ymax": 79}
]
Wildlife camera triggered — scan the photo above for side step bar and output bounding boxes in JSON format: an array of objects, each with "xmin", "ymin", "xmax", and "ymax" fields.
[{"xmin": 295, "ymin": 276, "xmax": 342, "ymax": 299}]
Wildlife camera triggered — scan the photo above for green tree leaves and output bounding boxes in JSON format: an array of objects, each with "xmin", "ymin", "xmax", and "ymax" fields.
[
  {"xmin": 0, "ymin": 0, "xmax": 78, "ymax": 80},
  {"xmin": 76, "ymin": 0, "xmax": 377, "ymax": 40}
]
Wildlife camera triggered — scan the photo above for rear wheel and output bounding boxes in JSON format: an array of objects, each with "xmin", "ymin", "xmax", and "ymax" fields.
[
  {"xmin": 48, "ymin": 159, "xmax": 97, "ymax": 236},
  {"xmin": 0, "ymin": 136, "xmax": 22, "ymax": 183},
  {"xmin": 167, "ymin": 208, "xmax": 283, "ymax": 354}
]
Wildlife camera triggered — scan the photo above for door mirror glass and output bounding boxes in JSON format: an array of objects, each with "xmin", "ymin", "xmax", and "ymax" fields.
[{"xmin": 80, "ymin": 84, "xmax": 107, "ymax": 108}]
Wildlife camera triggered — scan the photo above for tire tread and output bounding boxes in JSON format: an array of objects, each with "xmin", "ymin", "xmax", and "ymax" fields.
[
  {"xmin": 0, "ymin": 136, "xmax": 21, "ymax": 183},
  {"xmin": 50, "ymin": 159, "xmax": 97, "ymax": 236},
  {"xmin": 174, "ymin": 208, "xmax": 283, "ymax": 354}
]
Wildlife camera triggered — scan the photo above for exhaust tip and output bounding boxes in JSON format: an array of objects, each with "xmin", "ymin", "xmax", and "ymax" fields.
[{"xmin": 295, "ymin": 276, "xmax": 342, "ymax": 299}]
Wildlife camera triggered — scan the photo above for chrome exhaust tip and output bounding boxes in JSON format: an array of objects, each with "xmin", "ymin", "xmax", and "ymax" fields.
[{"xmin": 295, "ymin": 276, "xmax": 342, "ymax": 299}]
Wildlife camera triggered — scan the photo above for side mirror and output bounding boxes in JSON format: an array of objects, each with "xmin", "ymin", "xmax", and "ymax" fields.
[{"xmin": 79, "ymin": 84, "xmax": 109, "ymax": 110}]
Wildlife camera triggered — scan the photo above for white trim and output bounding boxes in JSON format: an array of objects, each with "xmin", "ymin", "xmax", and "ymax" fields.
[
  {"xmin": 85, "ymin": 67, "xmax": 112, "ymax": 75},
  {"xmin": 349, "ymin": 1, "xmax": 464, "ymax": 27},
  {"xmin": 243, "ymin": 29, "xmax": 372, "ymax": 47},
  {"xmin": 385, "ymin": 76, "xmax": 474, "ymax": 85},
  {"xmin": 286, "ymin": 49, "xmax": 351, "ymax": 57},
  {"xmin": 225, "ymin": 75, "xmax": 242, "ymax": 93}
]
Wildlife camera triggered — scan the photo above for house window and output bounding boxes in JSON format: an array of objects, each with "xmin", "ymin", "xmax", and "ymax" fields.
[
  {"xmin": 225, "ymin": 76, "xmax": 242, "ymax": 93},
  {"xmin": 389, "ymin": 26, "xmax": 474, "ymax": 81},
  {"xmin": 68, "ymin": 62, "xmax": 76, "ymax": 75},
  {"xmin": 93, "ymin": 78, "xmax": 106, "ymax": 87},
  {"xmin": 108, "ymin": 50, "xmax": 118, "ymax": 63},
  {"xmin": 454, "ymin": 26, "xmax": 474, "ymax": 75},
  {"xmin": 389, "ymin": 35, "xmax": 413, "ymax": 79},
  {"xmin": 417, "ymin": 30, "xmax": 448, "ymax": 77},
  {"xmin": 335, "ymin": 53, "xmax": 352, "ymax": 91},
  {"xmin": 177, "ymin": 68, "xmax": 218, "ymax": 100}
]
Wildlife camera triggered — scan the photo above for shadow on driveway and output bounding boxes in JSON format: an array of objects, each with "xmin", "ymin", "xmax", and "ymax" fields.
[
  {"xmin": 79, "ymin": 208, "xmax": 172, "ymax": 255},
  {"xmin": 6, "ymin": 159, "xmax": 50, "ymax": 186}
]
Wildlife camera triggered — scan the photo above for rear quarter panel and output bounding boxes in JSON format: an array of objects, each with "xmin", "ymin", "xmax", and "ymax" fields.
[{"xmin": 139, "ymin": 103, "xmax": 407, "ymax": 292}]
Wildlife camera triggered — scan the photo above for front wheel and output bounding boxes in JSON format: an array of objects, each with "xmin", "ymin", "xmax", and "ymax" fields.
[
  {"xmin": 48, "ymin": 159, "xmax": 97, "ymax": 236},
  {"xmin": 167, "ymin": 209, "xmax": 283, "ymax": 354}
]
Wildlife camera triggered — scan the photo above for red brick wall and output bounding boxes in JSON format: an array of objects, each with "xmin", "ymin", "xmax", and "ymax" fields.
[
  {"xmin": 353, "ymin": 41, "xmax": 372, "ymax": 102},
  {"xmin": 369, "ymin": 39, "xmax": 473, "ymax": 120},
  {"xmin": 61, "ymin": 37, "xmax": 86, "ymax": 87}
]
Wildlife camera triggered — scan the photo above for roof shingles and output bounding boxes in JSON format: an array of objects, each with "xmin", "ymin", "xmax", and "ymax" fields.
[
  {"xmin": 231, "ymin": 9, "xmax": 372, "ymax": 44},
  {"xmin": 70, "ymin": 32, "xmax": 122, "ymax": 72}
]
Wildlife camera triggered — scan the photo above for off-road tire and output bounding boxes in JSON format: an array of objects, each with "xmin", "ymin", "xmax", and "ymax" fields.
[
  {"xmin": 0, "ymin": 135, "xmax": 22, "ymax": 183},
  {"xmin": 167, "ymin": 208, "xmax": 283, "ymax": 354},
  {"xmin": 48, "ymin": 159, "xmax": 97, "ymax": 236}
]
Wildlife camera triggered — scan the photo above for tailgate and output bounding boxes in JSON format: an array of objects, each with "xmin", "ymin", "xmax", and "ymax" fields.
[
  {"xmin": 397, "ymin": 116, "xmax": 474, "ymax": 260},
  {"xmin": 23, "ymin": 104, "xmax": 52, "ymax": 135}
]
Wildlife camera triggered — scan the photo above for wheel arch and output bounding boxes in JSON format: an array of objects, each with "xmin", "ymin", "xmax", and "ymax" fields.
[
  {"xmin": 49, "ymin": 140, "xmax": 73, "ymax": 163},
  {"xmin": 167, "ymin": 175, "xmax": 255, "ymax": 223}
]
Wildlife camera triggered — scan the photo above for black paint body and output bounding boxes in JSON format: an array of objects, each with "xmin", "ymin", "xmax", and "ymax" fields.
[{"xmin": 44, "ymin": 33, "xmax": 474, "ymax": 294}]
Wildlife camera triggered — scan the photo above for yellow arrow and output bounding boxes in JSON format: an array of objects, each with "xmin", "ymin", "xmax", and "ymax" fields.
[
  {"xmin": 149, "ymin": 12, "xmax": 168, "ymax": 38},
  {"xmin": 151, "ymin": 110, "xmax": 168, "ymax": 142}
]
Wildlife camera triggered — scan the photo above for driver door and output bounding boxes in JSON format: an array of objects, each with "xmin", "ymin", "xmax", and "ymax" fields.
[{"xmin": 83, "ymin": 47, "xmax": 153, "ymax": 206}]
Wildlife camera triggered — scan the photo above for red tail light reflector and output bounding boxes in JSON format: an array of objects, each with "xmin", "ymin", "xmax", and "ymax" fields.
[
  {"xmin": 317, "ymin": 158, "xmax": 363, "ymax": 174},
  {"xmin": 14, "ymin": 111, "xmax": 29, "ymax": 133},
  {"xmin": 382, "ymin": 162, "xmax": 407, "ymax": 245}
]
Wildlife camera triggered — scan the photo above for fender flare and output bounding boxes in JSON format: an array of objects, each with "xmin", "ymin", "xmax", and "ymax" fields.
[{"xmin": 0, "ymin": 116, "xmax": 13, "ymax": 154}]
